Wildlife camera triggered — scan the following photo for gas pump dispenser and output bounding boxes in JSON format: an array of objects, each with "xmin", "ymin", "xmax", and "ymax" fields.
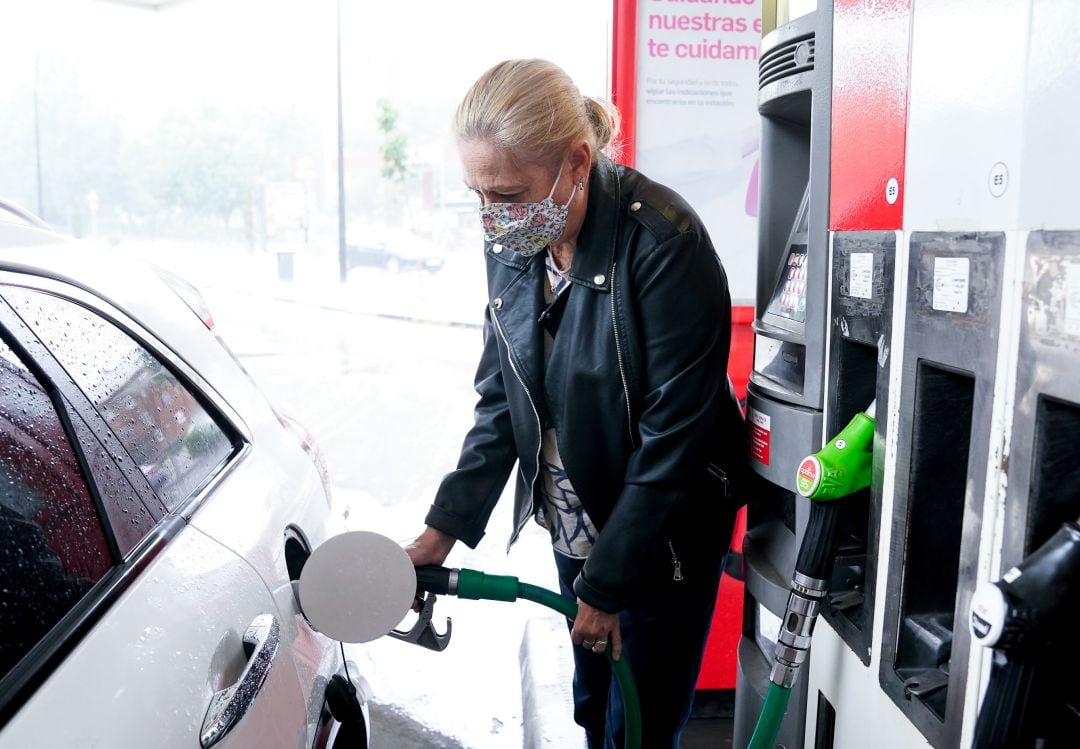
[
  {"xmin": 736, "ymin": 1, "xmax": 1080, "ymax": 748},
  {"xmin": 735, "ymin": 3, "xmax": 833, "ymax": 747},
  {"xmin": 971, "ymin": 237, "xmax": 1080, "ymax": 744}
]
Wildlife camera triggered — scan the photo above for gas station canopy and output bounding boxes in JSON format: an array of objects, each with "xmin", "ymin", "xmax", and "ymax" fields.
[{"xmin": 96, "ymin": 0, "xmax": 194, "ymax": 10}]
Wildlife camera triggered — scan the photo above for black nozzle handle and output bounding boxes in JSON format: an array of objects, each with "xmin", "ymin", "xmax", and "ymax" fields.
[
  {"xmin": 973, "ymin": 655, "xmax": 1037, "ymax": 749},
  {"xmin": 415, "ymin": 565, "xmax": 454, "ymax": 595},
  {"xmin": 795, "ymin": 500, "xmax": 843, "ymax": 583}
]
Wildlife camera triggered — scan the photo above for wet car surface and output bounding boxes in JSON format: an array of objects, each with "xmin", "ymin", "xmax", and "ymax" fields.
[{"xmin": 0, "ymin": 211, "xmax": 370, "ymax": 749}]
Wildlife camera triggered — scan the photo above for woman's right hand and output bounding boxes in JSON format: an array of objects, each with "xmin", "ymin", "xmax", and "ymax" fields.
[
  {"xmin": 404, "ymin": 528, "xmax": 456, "ymax": 612},
  {"xmin": 404, "ymin": 526, "xmax": 456, "ymax": 568}
]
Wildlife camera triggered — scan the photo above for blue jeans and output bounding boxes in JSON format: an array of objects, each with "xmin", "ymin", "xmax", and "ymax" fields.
[{"xmin": 554, "ymin": 548, "xmax": 726, "ymax": 749}]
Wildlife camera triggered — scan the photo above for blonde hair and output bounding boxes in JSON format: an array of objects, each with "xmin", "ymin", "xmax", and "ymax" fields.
[{"xmin": 454, "ymin": 59, "xmax": 621, "ymax": 170}]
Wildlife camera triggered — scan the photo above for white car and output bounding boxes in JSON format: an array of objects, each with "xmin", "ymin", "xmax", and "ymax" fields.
[{"xmin": 0, "ymin": 200, "xmax": 369, "ymax": 748}]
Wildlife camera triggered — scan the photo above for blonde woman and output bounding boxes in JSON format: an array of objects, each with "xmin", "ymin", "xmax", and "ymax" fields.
[{"xmin": 406, "ymin": 59, "xmax": 742, "ymax": 748}]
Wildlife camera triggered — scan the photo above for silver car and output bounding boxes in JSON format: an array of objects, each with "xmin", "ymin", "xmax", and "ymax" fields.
[{"xmin": 0, "ymin": 201, "xmax": 369, "ymax": 748}]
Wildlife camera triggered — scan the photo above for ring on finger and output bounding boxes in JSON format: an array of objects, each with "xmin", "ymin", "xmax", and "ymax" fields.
[{"xmin": 582, "ymin": 640, "xmax": 595, "ymax": 648}]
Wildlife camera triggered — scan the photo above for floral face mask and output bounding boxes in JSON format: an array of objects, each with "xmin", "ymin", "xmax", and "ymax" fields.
[{"xmin": 479, "ymin": 164, "xmax": 576, "ymax": 257}]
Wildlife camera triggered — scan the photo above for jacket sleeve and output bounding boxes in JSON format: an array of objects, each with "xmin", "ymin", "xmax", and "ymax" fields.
[
  {"xmin": 425, "ymin": 307, "xmax": 518, "ymax": 548},
  {"xmin": 574, "ymin": 229, "xmax": 731, "ymax": 612}
]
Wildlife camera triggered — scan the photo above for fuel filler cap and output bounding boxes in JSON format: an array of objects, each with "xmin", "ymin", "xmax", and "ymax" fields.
[{"xmin": 299, "ymin": 530, "xmax": 417, "ymax": 643}]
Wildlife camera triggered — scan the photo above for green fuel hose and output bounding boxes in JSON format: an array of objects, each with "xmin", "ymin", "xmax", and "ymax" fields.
[
  {"xmin": 747, "ymin": 683, "xmax": 792, "ymax": 749},
  {"xmin": 415, "ymin": 566, "xmax": 642, "ymax": 749},
  {"xmin": 517, "ymin": 582, "xmax": 642, "ymax": 749}
]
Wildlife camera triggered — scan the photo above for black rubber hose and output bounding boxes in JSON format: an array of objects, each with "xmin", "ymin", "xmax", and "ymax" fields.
[
  {"xmin": 795, "ymin": 500, "xmax": 843, "ymax": 582},
  {"xmin": 973, "ymin": 656, "xmax": 1037, "ymax": 749}
]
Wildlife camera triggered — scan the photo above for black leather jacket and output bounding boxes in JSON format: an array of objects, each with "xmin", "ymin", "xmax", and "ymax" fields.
[{"xmin": 426, "ymin": 156, "xmax": 742, "ymax": 613}]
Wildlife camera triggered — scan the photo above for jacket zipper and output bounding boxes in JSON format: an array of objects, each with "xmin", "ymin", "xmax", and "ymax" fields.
[
  {"xmin": 491, "ymin": 303, "xmax": 543, "ymax": 544},
  {"xmin": 669, "ymin": 541, "xmax": 684, "ymax": 582},
  {"xmin": 609, "ymin": 262, "xmax": 638, "ymax": 447}
]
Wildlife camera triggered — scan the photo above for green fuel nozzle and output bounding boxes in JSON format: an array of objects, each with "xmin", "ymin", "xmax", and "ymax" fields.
[{"xmin": 795, "ymin": 401, "xmax": 877, "ymax": 501}]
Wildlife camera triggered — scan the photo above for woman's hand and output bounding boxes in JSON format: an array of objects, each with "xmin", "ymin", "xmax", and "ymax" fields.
[
  {"xmin": 571, "ymin": 599, "xmax": 622, "ymax": 661},
  {"xmin": 404, "ymin": 527, "xmax": 456, "ymax": 567},
  {"xmin": 403, "ymin": 527, "xmax": 456, "ymax": 612}
]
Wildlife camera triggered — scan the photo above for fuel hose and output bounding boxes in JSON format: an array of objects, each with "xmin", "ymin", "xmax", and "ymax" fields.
[
  {"xmin": 748, "ymin": 682, "xmax": 793, "ymax": 749},
  {"xmin": 415, "ymin": 566, "xmax": 642, "ymax": 749}
]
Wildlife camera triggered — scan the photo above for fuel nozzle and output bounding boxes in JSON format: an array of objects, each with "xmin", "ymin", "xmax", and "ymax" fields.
[
  {"xmin": 385, "ymin": 566, "xmax": 459, "ymax": 653},
  {"xmin": 388, "ymin": 566, "xmax": 523, "ymax": 652},
  {"xmin": 414, "ymin": 566, "xmax": 455, "ymax": 596},
  {"xmin": 970, "ymin": 521, "xmax": 1080, "ymax": 651},
  {"xmin": 796, "ymin": 400, "xmax": 876, "ymax": 501},
  {"xmin": 970, "ymin": 520, "xmax": 1080, "ymax": 748},
  {"xmin": 770, "ymin": 403, "xmax": 877, "ymax": 690}
]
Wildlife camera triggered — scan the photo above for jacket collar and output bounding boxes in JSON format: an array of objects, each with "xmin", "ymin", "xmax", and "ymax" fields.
[
  {"xmin": 568, "ymin": 156, "xmax": 620, "ymax": 292},
  {"xmin": 484, "ymin": 156, "xmax": 622, "ymax": 292}
]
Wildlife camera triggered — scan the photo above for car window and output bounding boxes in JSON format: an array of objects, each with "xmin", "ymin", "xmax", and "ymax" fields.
[
  {"xmin": 0, "ymin": 336, "xmax": 112, "ymax": 683},
  {"xmin": 3, "ymin": 288, "xmax": 237, "ymax": 511}
]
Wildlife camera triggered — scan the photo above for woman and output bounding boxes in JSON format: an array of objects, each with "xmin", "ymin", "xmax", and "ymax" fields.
[{"xmin": 406, "ymin": 59, "xmax": 743, "ymax": 748}]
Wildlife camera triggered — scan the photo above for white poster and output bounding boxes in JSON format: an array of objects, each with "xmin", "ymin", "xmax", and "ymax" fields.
[{"xmin": 635, "ymin": 0, "xmax": 763, "ymax": 305}]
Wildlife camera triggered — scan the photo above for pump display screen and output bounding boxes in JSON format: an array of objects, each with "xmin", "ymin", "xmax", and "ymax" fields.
[{"xmin": 765, "ymin": 245, "xmax": 808, "ymax": 323}]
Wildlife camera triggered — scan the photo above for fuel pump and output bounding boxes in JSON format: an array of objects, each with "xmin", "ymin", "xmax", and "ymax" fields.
[{"xmin": 736, "ymin": 4, "xmax": 836, "ymax": 744}]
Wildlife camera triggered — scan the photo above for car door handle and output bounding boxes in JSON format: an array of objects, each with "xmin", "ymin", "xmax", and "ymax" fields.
[{"xmin": 201, "ymin": 614, "xmax": 281, "ymax": 748}]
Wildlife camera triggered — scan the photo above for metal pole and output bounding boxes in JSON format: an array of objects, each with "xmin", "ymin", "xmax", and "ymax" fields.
[
  {"xmin": 336, "ymin": 0, "xmax": 348, "ymax": 282},
  {"xmin": 33, "ymin": 54, "xmax": 45, "ymax": 220}
]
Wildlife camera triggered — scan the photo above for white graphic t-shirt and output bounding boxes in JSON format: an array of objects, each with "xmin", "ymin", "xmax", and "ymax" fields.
[{"xmin": 536, "ymin": 250, "xmax": 599, "ymax": 559}]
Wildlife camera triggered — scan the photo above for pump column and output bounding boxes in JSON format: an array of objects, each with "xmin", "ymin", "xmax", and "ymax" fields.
[
  {"xmin": 973, "ymin": 3, "xmax": 1080, "ymax": 743},
  {"xmin": 734, "ymin": 4, "xmax": 833, "ymax": 748},
  {"xmin": 876, "ymin": 1, "xmax": 1033, "ymax": 745}
]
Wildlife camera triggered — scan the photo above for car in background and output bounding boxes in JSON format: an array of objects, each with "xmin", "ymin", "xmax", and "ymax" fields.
[
  {"xmin": 0, "ymin": 199, "xmax": 369, "ymax": 749},
  {"xmin": 346, "ymin": 223, "xmax": 446, "ymax": 274}
]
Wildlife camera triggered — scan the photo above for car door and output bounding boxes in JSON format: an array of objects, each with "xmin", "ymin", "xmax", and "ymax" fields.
[
  {"xmin": 0, "ymin": 261, "xmax": 349, "ymax": 746},
  {"xmin": 0, "ymin": 285, "xmax": 308, "ymax": 749}
]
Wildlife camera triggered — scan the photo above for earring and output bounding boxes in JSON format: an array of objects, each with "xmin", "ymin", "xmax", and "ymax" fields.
[{"xmin": 578, "ymin": 177, "xmax": 586, "ymax": 191}]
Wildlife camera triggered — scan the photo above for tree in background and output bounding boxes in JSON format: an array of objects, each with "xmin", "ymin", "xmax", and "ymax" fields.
[
  {"xmin": 0, "ymin": 68, "xmax": 132, "ymax": 238},
  {"xmin": 375, "ymin": 99, "xmax": 410, "ymax": 225},
  {"xmin": 0, "ymin": 64, "xmax": 319, "ymax": 246}
]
